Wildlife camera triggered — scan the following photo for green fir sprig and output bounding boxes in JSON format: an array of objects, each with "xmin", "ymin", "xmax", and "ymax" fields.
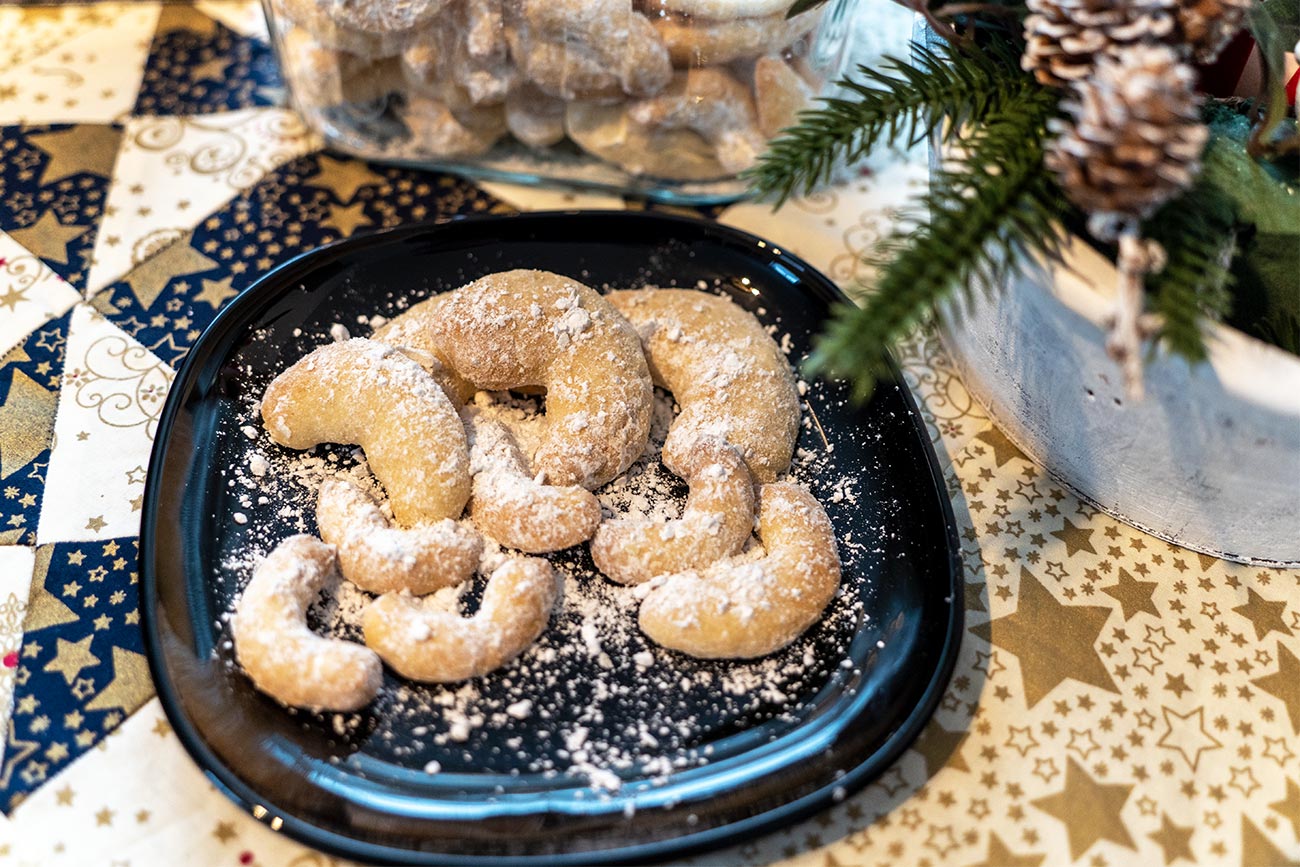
[
  {"xmin": 746, "ymin": 41, "xmax": 1038, "ymax": 204},
  {"xmin": 807, "ymin": 85, "xmax": 1068, "ymax": 400},
  {"xmin": 752, "ymin": 12, "xmax": 1295, "ymax": 399}
]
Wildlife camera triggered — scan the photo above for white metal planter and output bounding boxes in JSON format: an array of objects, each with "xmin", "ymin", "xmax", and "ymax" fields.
[{"xmin": 941, "ymin": 237, "xmax": 1300, "ymax": 567}]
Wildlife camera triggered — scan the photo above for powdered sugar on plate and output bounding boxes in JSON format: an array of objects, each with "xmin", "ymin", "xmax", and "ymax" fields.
[{"xmin": 209, "ymin": 284, "xmax": 879, "ymax": 799}]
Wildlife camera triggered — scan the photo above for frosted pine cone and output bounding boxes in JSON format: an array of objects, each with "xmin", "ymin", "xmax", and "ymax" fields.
[
  {"xmin": 1022, "ymin": 0, "xmax": 1177, "ymax": 87},
  {"xmin": 1045, "ymin": 44, "xmax": 1208, "ymax": 229}
]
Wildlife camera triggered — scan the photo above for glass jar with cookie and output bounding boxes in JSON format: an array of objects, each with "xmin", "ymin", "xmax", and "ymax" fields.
[{"xmin": 263, "ymin": 0, "xmax": 858, "ymax": 202}]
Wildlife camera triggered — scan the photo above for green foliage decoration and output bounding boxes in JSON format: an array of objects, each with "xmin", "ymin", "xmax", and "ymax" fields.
[{"xmin": 753, "ymin": 2, "xmax": 1299, "ymax": 399}]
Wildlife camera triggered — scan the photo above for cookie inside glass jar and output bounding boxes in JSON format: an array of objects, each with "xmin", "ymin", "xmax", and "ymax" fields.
[{"xmin": 267, "ymin": 0, "xmax": 841, "ymax": 197}]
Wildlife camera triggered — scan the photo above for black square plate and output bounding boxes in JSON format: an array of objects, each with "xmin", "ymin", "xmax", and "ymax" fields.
[{"xmin": 140, "ymin": 211, "xmax": 962, "ymax": 865}]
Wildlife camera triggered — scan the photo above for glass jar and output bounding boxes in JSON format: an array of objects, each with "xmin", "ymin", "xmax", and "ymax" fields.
[{"xmin": 264, "ymin": 0, "xmax": 859, "ymax": 203}]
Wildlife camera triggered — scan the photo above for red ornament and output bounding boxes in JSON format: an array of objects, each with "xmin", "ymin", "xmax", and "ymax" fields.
[
  {"xmin": 238, "ymin": 852, "xmax": 254, "ymax": 865},
  {"xmin": 1, "ymin": 651, "xmax": 16, "ymax": 668}
]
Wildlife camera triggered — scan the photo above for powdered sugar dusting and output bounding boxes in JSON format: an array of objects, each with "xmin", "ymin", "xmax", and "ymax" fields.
[{"xmin": 208, "ymin": 280, "xmax": 884, "ymax": 800}]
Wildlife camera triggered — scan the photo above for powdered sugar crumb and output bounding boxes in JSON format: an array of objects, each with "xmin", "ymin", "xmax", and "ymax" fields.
[{"xmin": 212, "ymin": 286, "xmax": 872, "ymax": 800}]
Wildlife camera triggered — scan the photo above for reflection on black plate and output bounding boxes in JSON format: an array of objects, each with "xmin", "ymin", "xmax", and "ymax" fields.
[{"xmin": 140, "ymin": 212, "xmax": 962, "ymax": 865}]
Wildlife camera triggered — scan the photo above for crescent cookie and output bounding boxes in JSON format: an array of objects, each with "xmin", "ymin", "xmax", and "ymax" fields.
[
  {"xmin": 420, "ymin": 270, "xmax": 654, "ymax": 489},
  {"xmin": 510, "ymin": 0, "xmax": 672, "ymax": 98},
  {"xmin": 590, "ymin": 437, "xmax": 754, "ymax": 585},
  {"xmin": 504, "ymin": 32, "xmax": 623, "ymax": 100},
  {"xmin": 401, "ymin": 4, "xmax": 518, "ymax": 107},
  {"xmin": 261, "ymin": 338, "xmax": 471, "ymax": 526},
  {"xmin": 316, "ymin": 477, "xmax": 483, "ymax": 594},
  {"xmin": 270, "ymin": 0, "xmax": 405, "ymax": 57},
  {"xmin": 638, "ymin": 482, "xmax": 841, "ymax": 659},
  {"xmin": 754, "ymin": 55, "xmax": 816, "ymax": 139},
  {"xmin": 464, "ymin": 409, "xmax": 603, "ymax": 553},
  {"xmin": 639, "ymin": 0, "xmax": 792, "ymax": 17},
  {"xmin": 232, "ymin": 535, "xmax": 383, "ymax": 711},
  {"xmin": 363, "ymin": 555, "xmax": 559, "ymax": 682},
  {"xmin": 319, "ymin": 0, "xmax": 448, "ymax": 35},
  {"xmin": 402, "ymin": 95, "xmax": 506, "ymax": 158},
  {"xmin": 627, "ymin": 68, "xmax": 767, "ymax": 174},
  {"xmin": 505, "ymin": 82, "xmax": 567, "ymax": 148},
  {"xmin": 606, "ymin": 288, "xmax": 799, "ymax": 483},
  {"xmin": 650, "ymin": 10, "xmax": 820, "ymax": 67},
  {"xmin": 279, "ymin": 29, "xmax": 404, "ymax": 109},
  {"xmin": 371, "ymin": 296, "xmax": 477, "ymax": 405},
  {"xmin": 565, "ymin": 101, "xmax": 729, "ymax": 181}
]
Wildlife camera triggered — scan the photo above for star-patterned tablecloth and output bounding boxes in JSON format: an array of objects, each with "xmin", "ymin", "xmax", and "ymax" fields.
[{"xmin": 0, "ymin": 4, "xmax": 1297, "ymax": 866}]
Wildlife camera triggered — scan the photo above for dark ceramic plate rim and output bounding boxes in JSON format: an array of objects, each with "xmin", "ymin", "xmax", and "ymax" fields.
[{"xmin": 139, "ymin": 211, "xmax": 963, "ymax": 866}]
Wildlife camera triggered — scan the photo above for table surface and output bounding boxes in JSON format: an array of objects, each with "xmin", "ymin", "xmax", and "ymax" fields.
[{"xmin": 0, "ymin": 4, "xmax": 1297, "ymax": 866}]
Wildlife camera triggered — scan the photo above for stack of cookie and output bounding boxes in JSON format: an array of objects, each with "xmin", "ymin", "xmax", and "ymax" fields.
[
  {"xmin": 269, "ymin": 0, "xmax": 825, "ymax": 180},
  {"xmin": 232, "ymin": 270, "xmax": 843, "ymax": 712}
]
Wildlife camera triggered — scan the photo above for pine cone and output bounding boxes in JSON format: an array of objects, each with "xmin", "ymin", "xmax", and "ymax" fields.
[
  {"xmin": 1045, "ymin": 44, "xmax": 1208, "ymax": 230},
  {"xmin": 1178, "ymin": 0, "xmax": 1253, "ymax": 63},
  {"xmin": 1022, "ymin": 0, "xmax": 1177, "ymax": 88}
]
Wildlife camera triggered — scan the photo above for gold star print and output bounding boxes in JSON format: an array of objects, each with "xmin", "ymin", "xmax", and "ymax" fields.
[
  {"xmin": 42, "ymin": 635, "xmax": 100, "ymax": 685},
  {"xmin": 1030, "ymin": 758, "xmax": 1135, "ymax": 860},
  {"xmin": 1270, "ymin": 778, "xmax": 1300, "ymax": 839},
  {"xmin": 0, "ymin": 722, "xmax": 39, "ymax": 790},
  {"xmin": 212, "ymin": 820, "xmax": 237, "ymax": 843},
  {"xmin": 19, "ymin": 5, "xmax": 67, "ymax": 24},
  {"xmin": 193, "ymin": 276, "xmax": 237, "ymax": 309},
  {"xmin": 0, "ymin": 286, "xmax": 28, "ymax": 311},
  {"xmin": 924, "ymin": 825, "xmax": 959, "ymax": 857},
  {"xmin": 1252, "ymin": 642, "xmax": 1300, "ymax": 734},
  {"xmin": 156, "ymin": 3, "xmax": 220, "ymax": 36},
  {"xmin": 1100, "ymin": 568, "xmax": 1159, "ymax": 620},
  {"xmin": 969, "ymin": 833, "xmax": 1045, "ymax": 867},
  {"xmin": 27, "ymin": 125, "xmax": 122, "ymax": 185},
  {"xmin": 119, "ymin": 235, "xmax": 218, "ymax": 309},
  {"xmin": 1051, "ymin": 515, "xmax": 1097, "ymax": 556},
  {"xmin": 189, "ymin": 55, "xmax": 228, "ymax": 82},
  {"xmin": 875, "ymin": 765, "xmax": 908, "ymax": 797},
  {"xmin": 1229, "ymin": 765, "xmax": 1261, "ymax": 797},
  {"xmin": 973, "ymin": 427, "xmax": 1024, "ymax": 467},
  {"xmin": 312, "ymin": 154, "xmax": 382, "ymax": 204},
  {"xmin": 1262, "ymin": 734, "xmax": 1296, "ymax": 766},
  {"xmin": 84, "ymin": 646, "xmax": 153, "ymax": 714},
  {"xmin": 909, "ymin": 719, "xmax": 969, "ymax": 776},
  {"xmin": 1232, "ymin": 587, "xmax": 1292, "ymax": 641},
  {"xmin": 0, "ymin": 369, "xmax": 57, "ymax": 480},
  {"xmin": 323, "ymin": 201, "xmax": 372, "ymax": 237},
  {"xmin": 1155, "ymin": 705, "xmax": 1221, "ymax": 771},
  {"xmin": 1005, "ymin": 725, "xmax": 1038, "ymax": 756},
  {"xmin": 7, "ymin": 211, "xmax": 88, "ymax": 267},
  {"xmin": 1066, "ymin": 728, "xmax": 1099, "ymax": 760},
  {"xmin": 54, "ymin": 785, "xmax": 74, "ymax": 806},
  {"xmin": 1146, "ymin": 813, "xmax": 1195, "ymax": 865},
  {"xmin": 94, "ymin": 807, "xmax": 113, "ymax": 826},
  {"xmin": 21, "ymin": 547, "xmax": 78, "ymax": 631},
  {"xmin": 84, "ymin": 515, "xmax": 106, "ymax": 533},
  {"xmin": 1241, "ymin": 816, "xmax": 1300, "ymax": 867},
  {"xmin": 969, "ymin": 567, "xmax": 1118, "ymax": 706}
]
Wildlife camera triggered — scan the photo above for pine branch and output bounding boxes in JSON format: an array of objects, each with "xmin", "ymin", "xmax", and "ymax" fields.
[
  {"xmin": 746, "ymin": 39, "xmax": 1033, "ymax": 204},
  {"xmin": 1142, "ymin": 180, "xmax": 1236, "ymax": 364},
  {"xmin": 806, "ymin": 88, "xmax": 1067, "ymax": 401}
]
